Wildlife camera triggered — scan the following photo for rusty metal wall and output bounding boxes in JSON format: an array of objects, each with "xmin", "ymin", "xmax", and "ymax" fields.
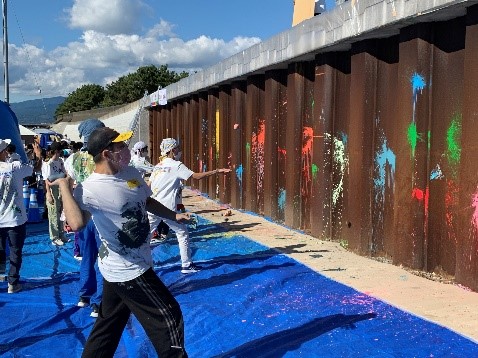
[
  {"xmin": 457, "ymin": 5, "xmax": 478, "ymax": 290},
  {"xmin": 149, "ymin": 6, "xmax": 478, "ymax": 291},
  {"xmin": 230, "ymin": 82, "xmax": 246, "ymax": 209}
]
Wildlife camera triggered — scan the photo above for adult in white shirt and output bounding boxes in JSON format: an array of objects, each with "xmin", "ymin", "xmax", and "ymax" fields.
[
  {"xmin": 49, "ymin": 127, "xmax": 190, "ymax": 357},
  {"xmin": 0, "ymin": 138, "xmax": 33, "ymax": 293},
  {"xmin": 148, "ymin": 138, "xmax": 231, "ymax": 273}
]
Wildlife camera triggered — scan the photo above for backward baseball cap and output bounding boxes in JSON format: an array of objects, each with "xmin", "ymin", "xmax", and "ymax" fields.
[
  {"xmin": 78, "ymin": 118, "xmax": 105, "ymax": 145},
  {"xmin": 160, "ymin": 138, "xmax": 178, "ymax": 156},
  {"xmin": 87, "ymin": 127, "xmax": 133, "ymax": 157}
]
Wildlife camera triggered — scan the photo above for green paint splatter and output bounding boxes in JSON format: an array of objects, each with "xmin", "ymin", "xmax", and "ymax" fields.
[
  {"xmin": 446, "ymin": 113, "xmax": 462, "ymax": 167},
  {"xmin": 311, "ymin": 164, "xmax": 319, "ymax": 181},
  {"xmin": 245, "ymin": 142, "xmax": 251, "ymax": 152},
  {"xmin": 407, "ymin": 122, "xmax": 419, "ymax": 158}
]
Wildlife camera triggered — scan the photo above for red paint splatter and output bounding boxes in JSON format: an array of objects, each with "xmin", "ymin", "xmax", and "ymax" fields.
[
  {"xmin": 252, "ymin": 120, "xmax": 265, "ymax": 193},
  {"xmin": 302, "ymin": 127, "xmax": 313, "ymax": 197},
  {"xmin": 302, "ymin": 127, "xmax": 313, "ymax": 156},
  {"xmin": 412, "ymin": 187, "xmax": 429, "ymax": 214},
  {"xmin": 278, "ymin": 147, "xmax": 287, "ymax": 158},
  {"xmin": 411, "ymin": 188, "xmax": 424, "ymax": 200}
]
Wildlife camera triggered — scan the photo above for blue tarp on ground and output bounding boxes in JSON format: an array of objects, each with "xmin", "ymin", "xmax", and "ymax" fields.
[{"xmin": 0, "ymin": 217, "xmax": 477, "ymax": 357}]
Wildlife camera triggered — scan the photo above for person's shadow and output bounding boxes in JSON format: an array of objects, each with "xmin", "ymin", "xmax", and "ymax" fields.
[{"xmin": 212, "ymin": 312, "xmax": 377, "ymax": 358}]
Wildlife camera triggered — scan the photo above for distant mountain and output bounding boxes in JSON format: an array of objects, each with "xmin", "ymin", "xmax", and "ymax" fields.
[{"xmin": 10, "ymin": 96, "xmax": 66, "ymax": 125}]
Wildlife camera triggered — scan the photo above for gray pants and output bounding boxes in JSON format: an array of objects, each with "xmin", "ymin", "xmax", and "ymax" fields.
[{"xmin": 46, "ymin": 186, "xmax": 65, "ymax": 241}]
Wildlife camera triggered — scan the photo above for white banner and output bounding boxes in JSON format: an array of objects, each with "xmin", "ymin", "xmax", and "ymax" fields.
[{"xmin": 150, "ymin": 88, "xmax": 167, "ymax": 106}]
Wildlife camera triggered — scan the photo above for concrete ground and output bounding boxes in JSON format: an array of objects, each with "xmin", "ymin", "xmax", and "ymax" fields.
[{"xmin": 182, "ymin": 188, "xmax": 478, "ymax": 343}]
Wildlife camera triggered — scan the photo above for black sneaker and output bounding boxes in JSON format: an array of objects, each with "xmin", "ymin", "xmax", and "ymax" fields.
[
  {"xmin": 181, "ymin": 263, "xmax": 201, "ymax": 274},
  {"xmin": 90, "ymin": 304, "xmax": 99, "ymax": 318},
  {"xmin": 77, "ymin": 297, "xmax": 89, "ymax": 307}
]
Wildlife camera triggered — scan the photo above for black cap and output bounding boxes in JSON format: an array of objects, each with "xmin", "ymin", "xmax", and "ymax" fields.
[{"xmin": 87, "ymin": 127, "xmax": 133, "ymax": 157}]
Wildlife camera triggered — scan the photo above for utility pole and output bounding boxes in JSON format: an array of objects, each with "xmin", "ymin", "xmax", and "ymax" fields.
[{"xmin": 2, "ymin": 0, "xmax": 9, "ymax": 104}]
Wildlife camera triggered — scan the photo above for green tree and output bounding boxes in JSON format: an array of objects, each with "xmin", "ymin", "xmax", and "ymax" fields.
[
  {"xmin": 55, "ymin": 84, "xmax": 105, "ymax": 116},
  {"xmin": 102, "ymin": 65, "xmax": 189, "ymax": 107}
]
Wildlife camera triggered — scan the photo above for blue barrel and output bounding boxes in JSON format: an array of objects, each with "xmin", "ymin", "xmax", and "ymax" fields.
[
  {"xmin": 22, "ymin": 181, "xmax": 30, "ymax": 212},
  {"xmin": 27, "ymin": 188, "xmax": 41, "ymax": 223}
]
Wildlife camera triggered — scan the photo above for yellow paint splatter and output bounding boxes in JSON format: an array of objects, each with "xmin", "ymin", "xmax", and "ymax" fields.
[{"xmin": 127, "ymin": 179, "xmax": 140, "ymax": 189}]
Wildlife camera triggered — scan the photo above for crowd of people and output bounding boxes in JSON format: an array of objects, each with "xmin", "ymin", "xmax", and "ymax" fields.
[{"xmin": 0, "ymin": 119, "xmax": 231, "ymax": 356}]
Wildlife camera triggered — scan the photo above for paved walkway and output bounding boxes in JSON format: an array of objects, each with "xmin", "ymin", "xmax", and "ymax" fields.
[{"xmin": 182, "ymin": 188, "xmax": 478, "ymax": 343}]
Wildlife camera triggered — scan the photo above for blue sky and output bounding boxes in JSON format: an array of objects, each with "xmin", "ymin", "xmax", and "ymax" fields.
[{"xmin": 3, "ymin": 0, "xmax": 336, "ymax": 103}]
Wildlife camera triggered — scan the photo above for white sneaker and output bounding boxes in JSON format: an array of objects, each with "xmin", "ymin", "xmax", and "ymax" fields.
[
  {"xmin": 181, "ymin": 263, "xmax": 201, "ymax": 274},
  {"xmin": 52, "ymin": 238, "xmax": 64, "ymax": 246},
  {"xmin": 77, "ymin": 298, "xmax": 89, "ymax": 307},
  {"xmin": 8, "ymin": 283, "xmax": 22, "ymax": 293},
  {"xmin": 150, "ymin": 237, "xmax": 166, "ymax": 246}
]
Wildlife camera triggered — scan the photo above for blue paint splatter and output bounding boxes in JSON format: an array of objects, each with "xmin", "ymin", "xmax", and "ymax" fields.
[
  {"xmin": 411, "ymin": 73, "xmax": 426, "ymax": 96},
  {"xmin": 374, "ymin": 138, "xmax": 396, "ymax": 201},
  {"xmin": 278, "ymin": 188, "xmax": 286, "ymax": 211},
  {"xmin": 430, "ymin": 164, "xmax": 444, "ymax": 180},
  {"xmin": 235, "ymin": 164, "xmax": 243, "ymax": 183},
  {"xmin": 339, "ymin": 132, "xmax": 348, "ymax": 146}
]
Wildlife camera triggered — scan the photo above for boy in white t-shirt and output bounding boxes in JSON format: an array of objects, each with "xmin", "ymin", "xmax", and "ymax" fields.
[
  {"xmin": 148, "ymin": 138, "xmax": 231, "ymax": 273},
  {"xmin": 50, "ymin": 127, "xmax": 190, "ymax": 357},
  {"xmin": 0, "ymin": 138, "xmax": 33, "ymax": 293}
]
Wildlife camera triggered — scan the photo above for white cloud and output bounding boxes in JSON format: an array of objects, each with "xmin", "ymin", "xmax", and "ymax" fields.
[
  {"xmin": 67, "ymin": 0, "xmax": 149, "ymax": 35},
  {"xmin": 5, "ymin": 12, "xmax": 262, "ymax": 102}
]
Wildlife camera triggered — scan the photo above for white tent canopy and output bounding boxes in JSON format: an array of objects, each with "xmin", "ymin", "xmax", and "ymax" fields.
[{"xmin": 19, "ymin": 124, "xmax": 37, "ymax": 136}]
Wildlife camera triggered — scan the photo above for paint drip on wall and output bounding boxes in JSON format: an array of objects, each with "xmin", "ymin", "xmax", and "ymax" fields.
[
  {"xmin": 408, "ymin": 73, "xmax": 427, "ymax": 158},
  {"xmin": 235, "ymin": 164, "xmax": 243, "ymax": 184},
  {"xmin": 331, "ymin": 132, "xmax": 349, "ymax": 207},
  {"xmin": 278, "ymin": 188, "xmax": 286, "ymax": 212},
  {"xmin": 302, "ymin": 127, "xmax": 314, "ymax": 197},
  {"xmin": 215, "ymin": 109, "xmax": 220, "ymax": 160},
  {"xmin": 374, "ymin": 128, "xmax": 396, "ymax": 219},
  {"xmin": 252, "ymin": 120, "xmax": 265, "ymax": 196}
]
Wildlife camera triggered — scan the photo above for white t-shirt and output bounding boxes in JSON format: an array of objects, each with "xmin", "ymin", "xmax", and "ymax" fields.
[
  {"xmin": 74, "ymin": 166, "xmax": 153, "ymax": 282},
  {"xmin": 0, "ymin": 161, "xmax": 33, "ymax": 228},
  {"xmin": 149, "ymin": 158, "xmax": 193, "ymax": 211},
  {"xmin": 41, "ymin": 158, "xmax": 66, "ymax": 181}
]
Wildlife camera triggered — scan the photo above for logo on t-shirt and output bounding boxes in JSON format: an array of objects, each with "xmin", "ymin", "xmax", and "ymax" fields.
[{"xmin": 116, "ymin": 202, "xmax": 150, "ymax": 248}]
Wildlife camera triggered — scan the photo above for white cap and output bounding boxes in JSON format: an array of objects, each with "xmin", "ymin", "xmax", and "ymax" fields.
[
  {"xmin": 160, "ymin": 138, "xmax": 178, "ymax": 156},
  {"xmin": 0, "ymin": 138, "xmax": 12, "ymax": 152},
  {"xmin": 133, "ymin": 141, "xmax": 147, "ymax": 151}
]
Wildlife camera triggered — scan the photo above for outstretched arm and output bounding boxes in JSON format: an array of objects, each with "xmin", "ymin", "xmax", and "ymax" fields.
[
  {"xmin": 191, "ymin": 168, "xmax": 231, "ymax": 180},
  {"xmin": 146, "ymin": 197, "xmax": 190, "ymax": 223}
]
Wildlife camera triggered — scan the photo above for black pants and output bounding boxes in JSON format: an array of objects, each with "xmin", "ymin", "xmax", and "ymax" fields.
[
  {"xmin": 0, "ymin": 223, "xmax": 26, "ymax": 285},
  {"xmin": 82, "ymin": 268, "xmax": 187, "ymax": 358}
]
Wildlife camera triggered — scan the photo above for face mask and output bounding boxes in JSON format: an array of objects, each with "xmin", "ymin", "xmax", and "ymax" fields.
[
  {"xmin": 110, "ymin": 145, "xmax": 131, "ymax": 169},
  {"xmin": 174, "ymin": 151, "xmax": 182, "ymax": 161}
]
